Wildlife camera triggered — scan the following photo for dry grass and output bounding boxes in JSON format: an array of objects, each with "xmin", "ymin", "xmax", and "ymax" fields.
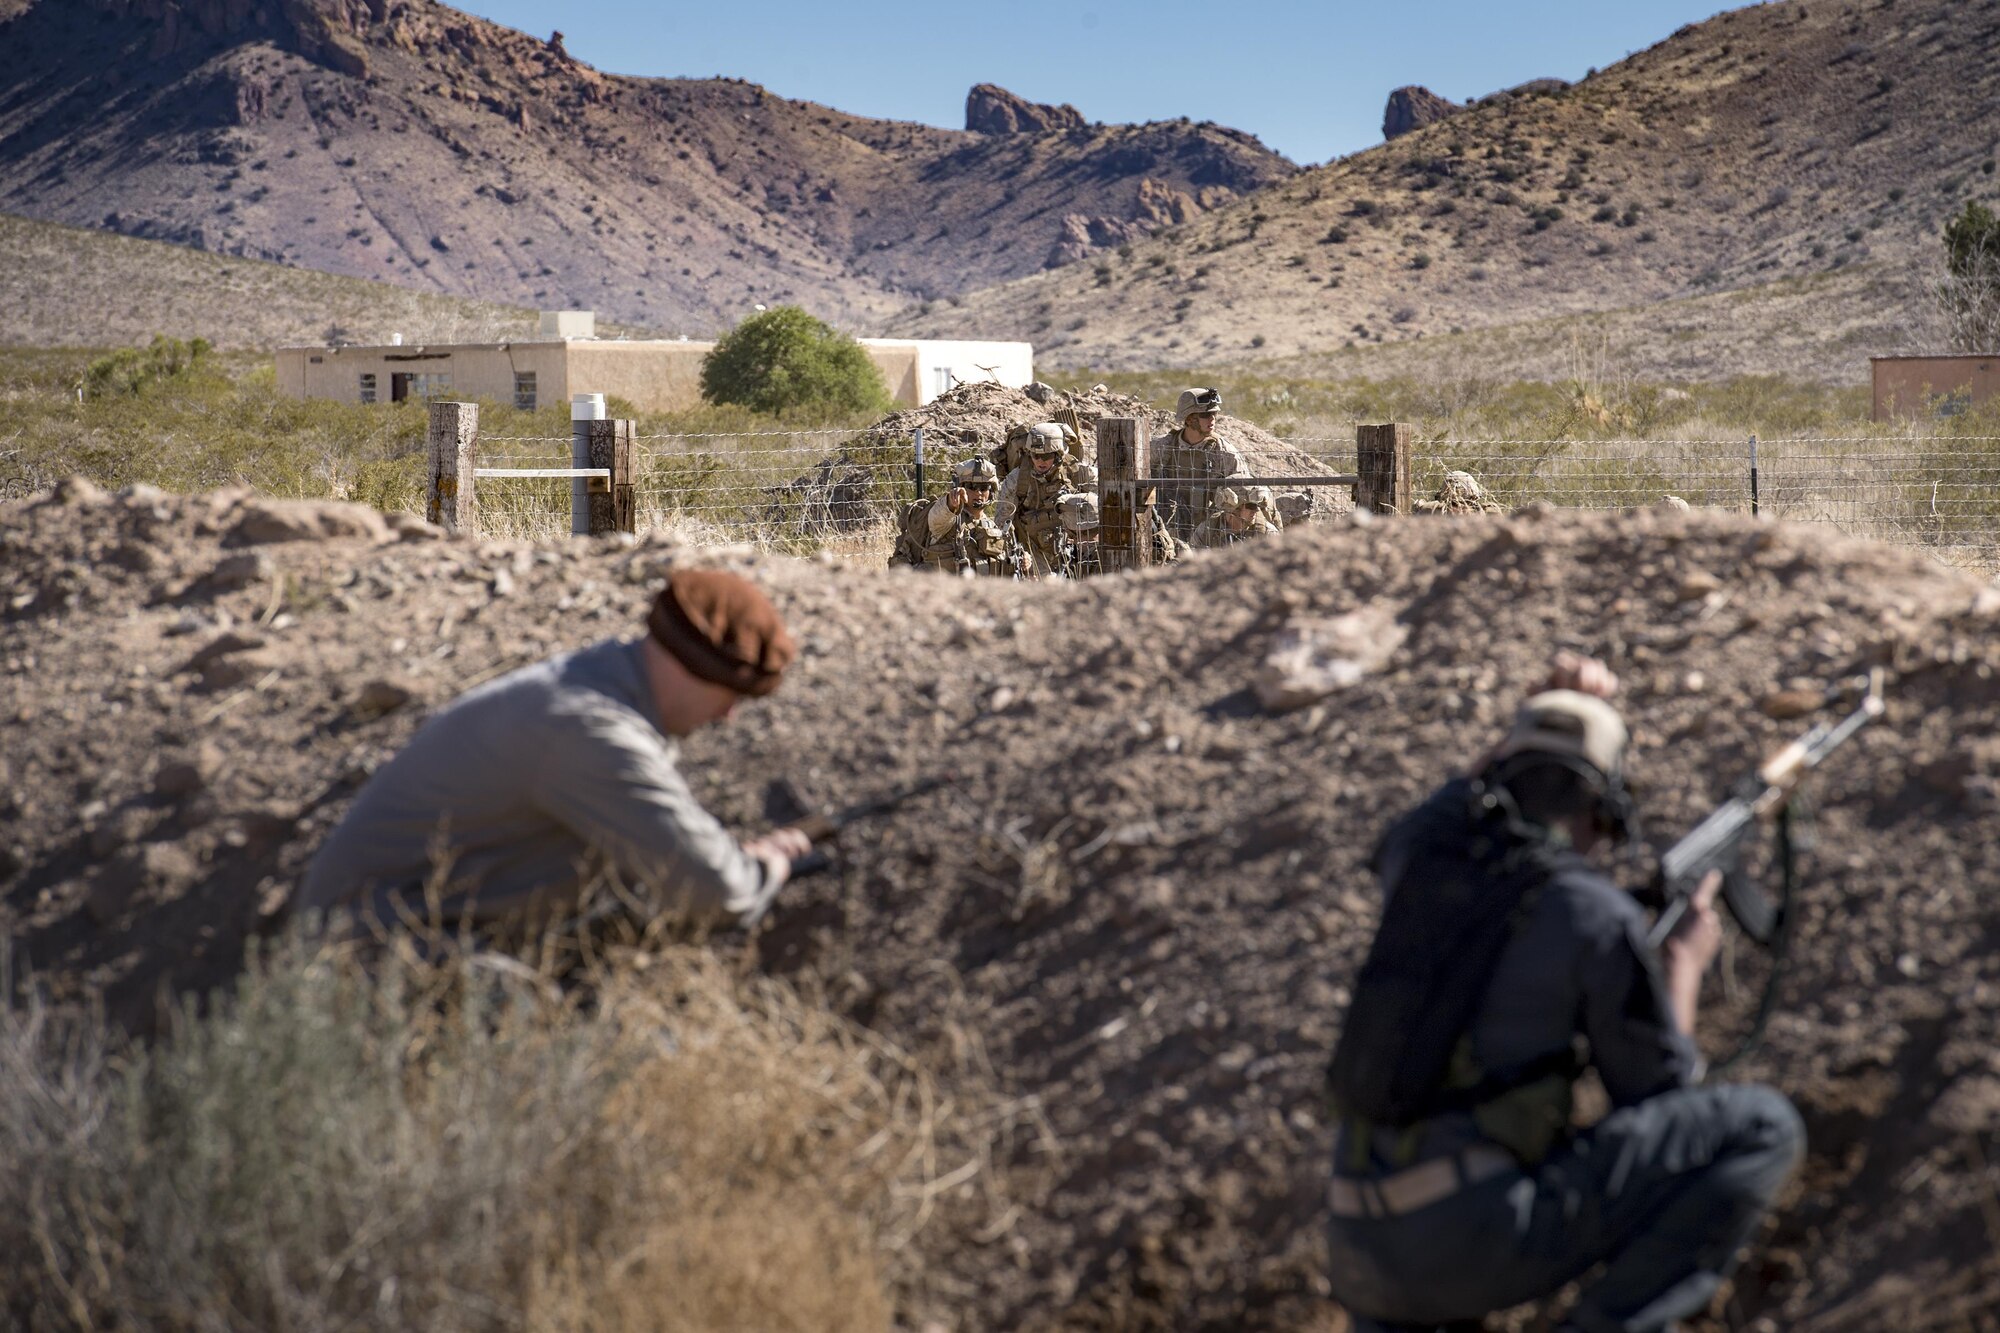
[{"xmin": 0, "ymin": 932, "xmax": 992, "ymax": 1331}]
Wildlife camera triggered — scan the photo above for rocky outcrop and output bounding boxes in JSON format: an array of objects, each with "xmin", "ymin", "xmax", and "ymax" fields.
[
  {"xmin": 966, "ymin": 83, "xmax": 1086, "ymax": 135},
  {"xmin": 1045, "ymin": 176, "xmax": 1238, "ymax": 266},
  {"xmin": 83, "ymin": 0, "xmax": 381, "ymax": 73},
  {"xmin": 1382, "ymin": 85, "xmax": 1462, "ymax": 139}
]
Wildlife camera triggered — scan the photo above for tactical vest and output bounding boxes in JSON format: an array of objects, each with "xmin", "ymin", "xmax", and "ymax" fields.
[
  {"xmin": 1325, "ymin": 779, "xmax": 1583, "ymax": 1165},
  {"xmin": 893, "ymin": 499, "xmax": 1008, "ymax": 574},
  {"xmin": 1152, "ymin": 432, "xmax": 1231, "ymax": 537},
  {"xmin": 1012, "ymin": 460, "xmax": 1078, "ymax": 542}
]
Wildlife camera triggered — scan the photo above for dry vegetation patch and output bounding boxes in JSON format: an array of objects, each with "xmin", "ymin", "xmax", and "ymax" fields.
[{"xmin": 0, "ymin": 935, "xmax": 983, "ymax": 1331}]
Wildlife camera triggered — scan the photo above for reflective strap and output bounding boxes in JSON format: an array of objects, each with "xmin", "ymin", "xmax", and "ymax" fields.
[{"xmin": 1328, "ymin": 1147, "xmax": 1518, "ymax": 1220}]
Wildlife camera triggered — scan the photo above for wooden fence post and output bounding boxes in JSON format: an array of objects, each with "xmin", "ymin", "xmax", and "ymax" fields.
[
  {"xmin": 1355, "ymin": 422, "xmax": 1412, "ymax": 515},
  {"xmin": 1095, "ymin": 416, "xmax": 1153, "ymax": 572},
  {"xmin": 587, "ymin": 418, "xmax": 636, "ymax": 535},
  {"xmin": 426, "ymin": 400, "xmax": 478, "ymax": 534}
]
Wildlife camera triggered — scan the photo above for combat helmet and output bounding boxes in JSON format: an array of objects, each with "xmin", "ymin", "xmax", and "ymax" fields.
[
  {"xmin": 1025, "ymin": 422, "xmax": 1068, "ymax": 457},
  {"xmin": 1057, "ymin": 490, "xmax": 1100, "ymax": 534},
  {"xmin": 1174, "ymin": 387, "xmax": 1223, "ymax": 426},
  {"xmin": 953, "ymin": 455, "xmax": 1000, "ymax": 490}
]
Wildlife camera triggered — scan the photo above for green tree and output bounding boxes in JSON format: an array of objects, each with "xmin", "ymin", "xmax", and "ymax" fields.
[
  {"xmin": 1945, "ymin": 200, "xmax": 2000, "ymax": 276},
  {"xmin": 699, "ymin": 307, "xmax": 893, "ymax": 418},
  {"xmin": 1934, "ymin": 200, "xmax": 2000, "ymax": 352}
]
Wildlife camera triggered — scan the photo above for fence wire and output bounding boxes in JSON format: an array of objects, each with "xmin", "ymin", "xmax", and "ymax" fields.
[
  {"xmin": 1394, "ymin": 435, "xmax": 2000, "ymax": 572},
  {"xmin": 459, "ymin": 427, "xmax": 2000, "ymax": 573},
  {"xmin": 631, "ymin": 429, "xmax": 913, "ymax": 554}
]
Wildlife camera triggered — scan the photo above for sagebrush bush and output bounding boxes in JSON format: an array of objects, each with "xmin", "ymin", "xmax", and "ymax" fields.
[
  {"xmin": 0, "ymin": 935, "xmax": 975, "ymax": 1331},
  {"xmin": 699, "ymin": 307, "xmax": 893, "ymax": 420}
]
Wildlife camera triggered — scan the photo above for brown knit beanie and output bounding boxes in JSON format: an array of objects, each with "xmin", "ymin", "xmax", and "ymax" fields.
[{"xmin": 646, "ymin": 568, "xmax": 796, "ymax": 697}]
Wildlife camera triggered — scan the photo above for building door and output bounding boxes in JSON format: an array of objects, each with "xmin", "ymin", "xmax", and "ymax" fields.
[{"xmin": 391, "ymin": 372, "xmax": 412, "ymax": 403}]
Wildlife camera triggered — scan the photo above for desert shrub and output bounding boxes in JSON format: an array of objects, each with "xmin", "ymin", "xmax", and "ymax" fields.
[
  {"xmin": 0, "ymin": 935, "xmax": 970, "ymax": 1331},
  {"xmin": 80, "ymin": 334, "xmax": 219, "ymax": 400},
  {"xmin": 699, "ymin": 306, "xmax": 892, "ymax": 419}
]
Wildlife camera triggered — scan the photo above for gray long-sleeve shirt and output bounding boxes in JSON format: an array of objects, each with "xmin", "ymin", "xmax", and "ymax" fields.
[{"xmin": 300, "ymin": 638, "xmax": 772, "ymax": 931}]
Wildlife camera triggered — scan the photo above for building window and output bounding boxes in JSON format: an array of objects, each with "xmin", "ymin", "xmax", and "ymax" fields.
[
  {"xmin": 391, "ymin": 371, "xmax": 453, "ymax": 402},
  {"xmin": 358, "ymin": 373, "xmax": 377, "ymax": 404},
  {"xmin": 514, "ymin": 371, "xmax": 537, "ymax": 411},
  {"xmin": 933, "ymin": 366, "xmax": 956, "ymax": 398}
]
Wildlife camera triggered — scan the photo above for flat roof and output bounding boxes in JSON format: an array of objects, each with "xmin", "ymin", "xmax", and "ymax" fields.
[{"xmin": 1869, "ymin": 353, "xmax": 1999, "ymax": 362}]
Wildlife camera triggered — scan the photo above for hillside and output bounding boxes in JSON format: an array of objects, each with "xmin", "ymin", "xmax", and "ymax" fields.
[
  {"xmin": 0, "ymin": 0, "xmax": 1293, "ymax": 334},
  {"xmin": 899, "ymin": 0, "xmax": 2000, "ymax": 374},
  {"xmin": 4, "ymin": 484, "xmax": 2000, "ymax": 1326},
  {"xmin": 0, "ymin": 210, "xmax": 556, "ymax": 349}
]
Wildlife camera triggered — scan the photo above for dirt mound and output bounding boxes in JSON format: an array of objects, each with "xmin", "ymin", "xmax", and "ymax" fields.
[
  {"xmin": 5, "ymin": 484, "xmax": 1999, "ymax": 1329},
  {"xmin": 769, "ymin": 381, "xmax": 1349, "ymax": 531}
]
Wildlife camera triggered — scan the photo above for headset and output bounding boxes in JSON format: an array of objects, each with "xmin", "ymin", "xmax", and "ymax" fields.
[{"xmin": 1470, "ymin": 749, "xmax": 1641, "ymax": 851}]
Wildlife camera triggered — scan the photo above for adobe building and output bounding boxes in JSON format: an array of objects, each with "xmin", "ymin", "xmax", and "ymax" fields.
[
  {"xmin": 274, "ymin": 311, "xmax": 1035, "ymax": 412},
  {"xmin": 1871, "ymin": 353, "xmax": 2000, "ymax": 421}
]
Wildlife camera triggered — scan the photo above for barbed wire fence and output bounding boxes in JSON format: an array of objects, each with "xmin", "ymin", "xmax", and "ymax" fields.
[{"xmin": 427, "ymin": 404, "xmax": 2000, "ymax": 575}]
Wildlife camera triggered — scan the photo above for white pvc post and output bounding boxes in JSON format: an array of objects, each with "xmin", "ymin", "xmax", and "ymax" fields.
[{"xmin": 571, "ymin": 393, "xmax": 606, "ymax": 536}]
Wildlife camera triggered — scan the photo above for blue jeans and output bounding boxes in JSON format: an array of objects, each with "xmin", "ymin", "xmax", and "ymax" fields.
[{"xmin": 1326, "ymin": 1084, "xmax": 1805, "ymax": 1333}]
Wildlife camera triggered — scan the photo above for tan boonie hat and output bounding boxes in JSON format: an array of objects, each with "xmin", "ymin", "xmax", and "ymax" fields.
[
  {"xmin": 1174, "ymin": 387, "xmax": 1223, "ymax": 426},
  {"xmin": 1494, "ymin": 690, "xmax": 1628, "ymax": 780}
]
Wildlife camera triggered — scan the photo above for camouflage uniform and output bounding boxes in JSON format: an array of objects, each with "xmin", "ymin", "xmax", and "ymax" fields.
[
  {"xmin": 1057, "ymin": 490, "xmax": 1102, "ymax": 579},
  {"xmin": 995, "ymin": 423, "xmax": 1097, "ymax": 577},
  {"xmin": 891, "ymin": 457, "xmax": 1013, "ymax": 576},
  {"xmin": 1193, "ymin": 485, "xmax": 1281, "ymax": 550},
  {"xmin": 1151, "ymin": 387, "xmax": 1254, "ymax": 544}
]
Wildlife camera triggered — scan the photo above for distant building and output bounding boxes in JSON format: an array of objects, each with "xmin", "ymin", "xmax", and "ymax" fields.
[
  {"xmin": 275, "ymin": 311, "xmax": 1035, "ymax": 413},
  {"xmin": 1871, "ymin": 354, "xmax": 2000, "ymax": 421}
]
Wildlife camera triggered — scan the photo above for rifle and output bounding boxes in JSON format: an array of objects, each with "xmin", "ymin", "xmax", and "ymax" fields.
[
  {"xmin": 1646, "ymin": 669, "xmax": 1885, "ymax": 949},
  {"xmin": 562, "ymin": 773, "xmax": 956, "ymax": 940},
  {"xmin": 1643, "ymin": 669, "xmax": 1886, "ymax": 1069},
  {"xmin": 774, "ymin": 771, "xmax": 959, "ymax": 882}
]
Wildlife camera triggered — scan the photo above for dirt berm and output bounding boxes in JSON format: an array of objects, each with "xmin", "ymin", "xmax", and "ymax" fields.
[{"xmin": 4, "ymin": 483, "xmax": 1999, "ymax": 1329}]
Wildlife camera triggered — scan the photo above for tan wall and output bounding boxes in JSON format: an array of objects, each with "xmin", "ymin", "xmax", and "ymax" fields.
[
  {"xmin": 275, "ymin": 343, "xmax": 571, "ymax": 407},
  {"xmin": 563, "ymin": 341, "xmax": 709, "ymax": 413},
  {"xmin": 1872, "ymin": 356, "xmax": 2000, "ymax": 421},
  {"xmin": 865, "ymin": 344, "xmax": 922, "ymax": 407},
  {"xmin": 277, "ymin": 335, "xmax": 1013, "ymax": 413},
  {"xmin": 559, "ymin": 341, "xmax": 926, "ymax": 411}
]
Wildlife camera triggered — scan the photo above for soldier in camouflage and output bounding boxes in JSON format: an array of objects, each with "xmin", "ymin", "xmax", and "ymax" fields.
[
  {"xmin": 890, "ymin": 456, "xmax": 1015, "ymax": 576},
  {"xmin": 995, "ymin": 422, "xmax": 1097, "ymax": 577},
  {"xmin": 1193, "ymin": 484, "xmax": 1281, "ymax": 550},
  {"xmin": 1151, "ymin": 387, "xmax": 1254, "ymax": 544}
]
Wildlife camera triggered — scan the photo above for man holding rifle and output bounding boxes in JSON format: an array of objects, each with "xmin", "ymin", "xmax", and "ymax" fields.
[
  {"xmin": 1323, "ymin": 652, "xmax": 1807, "ymax": 1333},
  {"xmin": 301, "ymin": 568, "xmax": 813, "ymax": 937}
]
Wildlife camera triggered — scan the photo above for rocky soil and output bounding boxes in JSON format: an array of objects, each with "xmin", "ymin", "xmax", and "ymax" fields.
[{"xmin": 5, "ymin": 481, "xmax": 2000, "ymax": 1330}]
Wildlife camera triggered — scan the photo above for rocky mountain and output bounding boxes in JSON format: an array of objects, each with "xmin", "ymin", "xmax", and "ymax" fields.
[
  {"xmin": 0, "ymin": 0, "xmax": 1294, "ymax": 334},
  {"xmin": 899, "ymin": 0, "xmax": 2000, "ymax": 374},
  {"xmin": 1382, "ymin": 85, "xmax": 1461, "ymax": 140}
]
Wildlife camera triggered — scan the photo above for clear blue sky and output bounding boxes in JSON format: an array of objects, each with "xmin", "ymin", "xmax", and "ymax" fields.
[{"xmin": 452, "ymin": 0, "xmax": 1738, "ymax": 163}]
